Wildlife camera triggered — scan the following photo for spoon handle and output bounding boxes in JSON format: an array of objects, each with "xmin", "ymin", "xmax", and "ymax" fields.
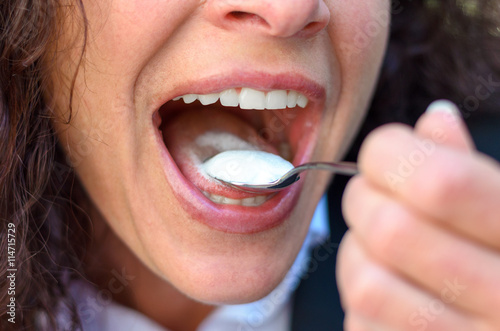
[
  {"xmin": 262, "ymin": 161, "xmax": 358, "ymax": 191},
  {"xmin": 289, "ymin": 161, "xmax": 359, "ymax": 177}
]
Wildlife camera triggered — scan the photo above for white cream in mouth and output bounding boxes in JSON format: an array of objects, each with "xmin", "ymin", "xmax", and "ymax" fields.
[
  {"xmin": 192, "ymin": 135, "xmax": 293, "ymax": 206},
  {"xmin": 202, "ymin": 150, "xmax": 294, "ymax": 186},
  {"xmin": 173, "ymin": 88, "xmax": 309, "ymax": 110}
]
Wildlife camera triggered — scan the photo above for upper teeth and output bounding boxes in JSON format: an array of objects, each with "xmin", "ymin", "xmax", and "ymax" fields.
[{"xmin": 173, "ymin": 88, "xmax": 309, "ymax": 110}]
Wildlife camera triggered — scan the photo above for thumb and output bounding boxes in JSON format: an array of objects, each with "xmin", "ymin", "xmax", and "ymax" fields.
[{"xmin": 414, "ymin": 100, "xmax": 475, "ymax": 152}]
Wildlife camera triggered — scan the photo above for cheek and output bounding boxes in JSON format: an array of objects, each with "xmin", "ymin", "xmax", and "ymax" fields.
[
  {"xmin": 330, "ymin": 1, "xmax": 390, "ymax": 77},
  {"xmin": 312, "ymin": 1, "xmax": 390, "ymax": 163},
  {"xmin": 81, "ymin": 0, "xmax": 196, "ymax": 78}
]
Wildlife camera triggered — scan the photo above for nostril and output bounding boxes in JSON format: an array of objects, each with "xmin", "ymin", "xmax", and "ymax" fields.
[
  {"xmin": 301, "ymin": 21, "xmax": 324, "ymax": 35},
  {"xmin": 227, "ymin": 11, "xmax": 251, "ymax": 20},
  {"xmin": 226, "ymin": 11, "xmax": 270, "ymax": 28},
  {"xmin": 304, "ymin": 22, "xmax": 319, "ymax": 31}
]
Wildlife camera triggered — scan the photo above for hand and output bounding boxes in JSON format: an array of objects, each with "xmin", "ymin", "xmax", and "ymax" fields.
[{"xmin": 338, "ymin": 100, "xmax": 500, "ymax": 331}]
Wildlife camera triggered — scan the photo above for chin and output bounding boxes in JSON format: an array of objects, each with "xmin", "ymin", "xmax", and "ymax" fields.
[
  {"xmin": 175, "ymin": 258, "xmax": 291, "ymax": 305},
  {"xmin": 149, "ymin": 203, "xmax": 315, "ymax": 305}
]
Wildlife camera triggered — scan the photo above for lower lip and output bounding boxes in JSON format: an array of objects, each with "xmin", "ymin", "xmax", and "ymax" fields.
[{"xmin": 154, "ymin": 129, "xmax": 311, "ymax": 234}]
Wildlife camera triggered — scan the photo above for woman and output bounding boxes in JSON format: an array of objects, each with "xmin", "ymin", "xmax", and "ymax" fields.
[{"xmin": 1, "ymin": 0, "xmax": 500, "ymax": 330}]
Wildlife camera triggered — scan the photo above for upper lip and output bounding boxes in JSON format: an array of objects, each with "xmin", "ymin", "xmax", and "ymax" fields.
[{"xmin": 149, "ymin": 70, "xmax": 326, "ymax": 116}]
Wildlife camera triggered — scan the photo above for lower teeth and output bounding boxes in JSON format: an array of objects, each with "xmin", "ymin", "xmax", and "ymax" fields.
[{"xmin": 202, "ymin": 191, "xmax": 270, "ymax": 206}]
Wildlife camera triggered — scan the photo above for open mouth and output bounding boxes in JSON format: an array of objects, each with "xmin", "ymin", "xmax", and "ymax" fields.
[{"xmin": 152, "ymin": 74, "xmax": 324, "ymax": 233}]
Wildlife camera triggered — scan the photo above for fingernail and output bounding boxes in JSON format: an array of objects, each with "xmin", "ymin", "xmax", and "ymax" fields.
[{"xmin": 426, "ymin": 100, "xmax": 462, "ymax": 118}]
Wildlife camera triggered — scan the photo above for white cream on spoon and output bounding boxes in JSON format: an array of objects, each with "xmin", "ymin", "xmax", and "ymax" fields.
[{"xmin": 202, "ymin": 150, "xmax": 294, "ymax": 185}]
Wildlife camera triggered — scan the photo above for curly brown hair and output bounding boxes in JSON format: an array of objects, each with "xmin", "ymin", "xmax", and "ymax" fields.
[
  {"xmin": 1, "ymin": 0, "xmax": 499, "ymax": 330},
  {"xmin": 0, "ymin": 1, "xmax": 90, "ymax": 330}
]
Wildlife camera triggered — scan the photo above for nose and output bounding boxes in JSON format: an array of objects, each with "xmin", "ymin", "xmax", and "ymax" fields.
[{"xmin": 205, "ymin": 0, "xmax": 330, "ymax": 38}]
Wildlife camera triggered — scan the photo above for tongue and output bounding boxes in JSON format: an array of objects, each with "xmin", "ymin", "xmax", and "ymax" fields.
[{"xmin": 162, "ymin": 109, "xmax": 279, "ymax": 192}]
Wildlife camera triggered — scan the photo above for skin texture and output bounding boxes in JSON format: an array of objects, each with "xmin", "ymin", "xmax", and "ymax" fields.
[{"xmin": 49, "ymin": 1, "xmax": 390, "ymax": 329}]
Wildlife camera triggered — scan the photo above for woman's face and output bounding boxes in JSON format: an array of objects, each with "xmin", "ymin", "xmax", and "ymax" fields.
[{"xmin": 52, "ymin": 0, "xmax": 389, "ymax": 303}]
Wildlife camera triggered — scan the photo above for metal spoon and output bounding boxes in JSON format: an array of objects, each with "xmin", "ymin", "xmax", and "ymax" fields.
[{"xmin": 213, "ymin": 161, "xmax": 358, "ymax": 193}]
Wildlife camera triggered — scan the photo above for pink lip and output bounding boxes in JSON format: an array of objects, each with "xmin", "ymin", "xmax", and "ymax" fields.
[
  {"xmin": 150, "ymin": 70, "xmax": 326, "ymax": 112},
  {"xmin": 152, "ymin": 71, "xmax": 325, "ymax": 234}
]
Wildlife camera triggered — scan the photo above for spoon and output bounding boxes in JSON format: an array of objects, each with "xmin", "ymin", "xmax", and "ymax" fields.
[{"xmin": 213, "ymin": 161, "xmax": 358, "ymax": 193}]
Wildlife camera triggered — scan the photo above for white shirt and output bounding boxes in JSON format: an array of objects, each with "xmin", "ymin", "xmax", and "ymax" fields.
[{"xmin": 48, "ymin": 197, "xmax": 329, "ymax": 331}]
